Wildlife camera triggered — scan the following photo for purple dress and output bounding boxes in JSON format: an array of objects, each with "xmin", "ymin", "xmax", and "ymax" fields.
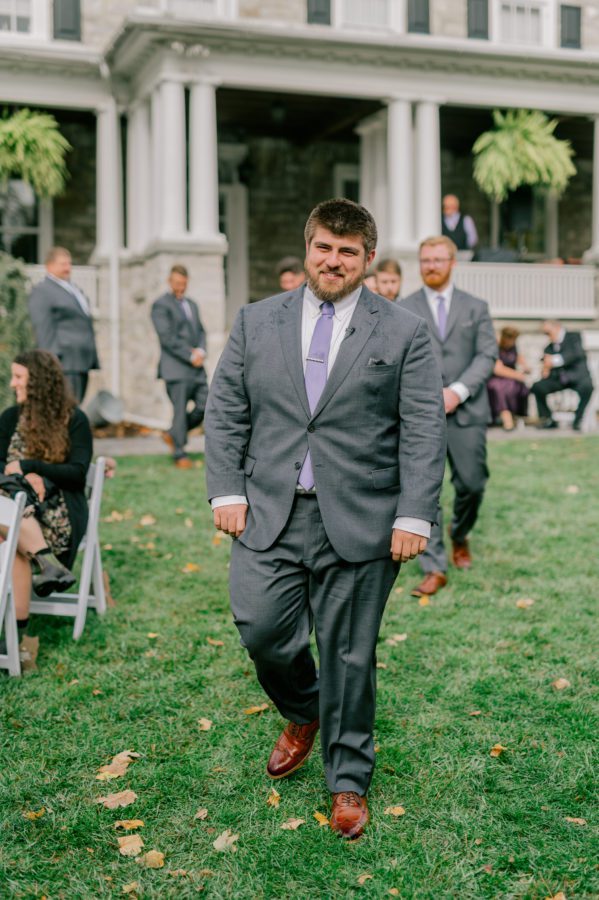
[{"xmin": 487, "ymin": 347, "xmax": 530, "ymax": 419}]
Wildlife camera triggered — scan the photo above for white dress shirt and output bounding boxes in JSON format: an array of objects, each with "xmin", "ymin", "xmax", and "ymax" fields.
[
  {"xmin": 550, "ymin": 328, "xmax": 566, "ymax": 368},
  {"xmin": 423, "ymin": 283, "xmax": 469, "ymax": 405},
  {"xmin": 47, "ymin": 273, "xmax": 90, "ymax": 315},
  {"xmin": 212, "ymin": 284, "xmax": 431, "ymax": 539}
]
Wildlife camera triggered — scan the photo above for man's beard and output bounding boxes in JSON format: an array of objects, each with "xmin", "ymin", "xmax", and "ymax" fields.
[{"xmin": 305, "ymin": 266, "xmax": 366, "ymax": 303}]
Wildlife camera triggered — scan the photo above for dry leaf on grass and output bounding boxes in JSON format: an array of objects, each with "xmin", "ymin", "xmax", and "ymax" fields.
[
  {"xmin": 139, "ymin": 514, "xmax": 156, "ymax": 526},
  {"xmin": 92, "ymin": 689, "xmax": 103, "ymax": 696},
  {"xmin": 206, "ymin": 637, "xmax": 224, "ymax": 647},
  {"xmin": 121, "ymin": 883, "xmax": 139, "ymax": 895},
  {"xmin": 184, "ymin": 517, "xmax": 194, "ymax": 528},
  {"xmin": 357, "ymin": 874, "xmax": 373, "ymax": 885},
  {"xmin": 552, "ymin": 678, "xmax": 571, "ymax": 690},
  {"xmin": 469, "ymin": 710, "xmax": 482, "ymax": 716},
  {"xmin": 118, "ymin": 834, "xmax": 144, "ymax": 857},
  {"xmin": 114, "ymin": 820, "xmax": 144, "ymax": 831},
  {"xmin": 168, "ymin": 870, "xmax": 189, "ymax": 877},
  {"xmin": 97, "ymin": 790, "xmax": 138, "ymax": 809},
  {"xmin": 68, "ymin": 679, "xmax": 79, "ymax": 686},
  {"xmin": 376, "ymin": 662, "xmax": 388, "ymax": 670},
  {"xmin": 564, "ymin": 816, "xmax": 587, "ymax": 826},
  {"xmin": 418, "ymin": 596, "xmax": 430, "ymax": 607},
  {"xmin": 545, "ymin": 893, "xmax": 566, "ymax": 900},
  {"xmin": 136, "ymin": 850, "xmax": 165, "ymax": 868},
  {"xmin": 565, "ymin": 484, "xmax": 579, "ymax": 494},
  {"xmin": 213, "ymin": 829, "xmax": 239, "ymax": 852},
  {"xmin": 516, "ymin": 597, "xmax": 535, "ymax": 609},
  {"xmin": 267, "ymin": 788, "xmax": 280, "ymax": 808},
  {"xmin": 489, "ymin": 744, "xmax": 508, "ymax": 758},
  {"xmin": 389, "ymin": 890, "xmax": 400, "ymax": 897},
  {"xmin": 384, "ymin": 806, "xmax": 406, "ymax": 817},
  {"xmin": 280, "ymin": 818, "xmax": 305, "ymax": 830},
  {"xmin": 212, "ymin": 532, "xmax": 225, "ymax": 546},
  {"xmin": 313, "ymin": 811, "xmax": 329, "ymax": 826},
  {"xmin": 19, "ymin": 635, "xmax": 39, "ymax": 671},
  {"xmin": 181, "ymin": 562, "xmax": 201, "ymax": 573},
  {"xmin": 243, "ymin": 702, "xmax": 269, "ymax": 715},
  {"xmin": 198, "ymin": 718, "xmax": 212, "ymax": 731},
  {"xmin": 147, "ymin": 632, "xmax": 159, "ymax": 639},
  {"xmin": 23, "ymin": 807, "xmax": 46, "ymax": 820},
  {"xmin": 96, "ymin": 750, "xmax": 140, "ymax": 781},
  {"xmin": 194, "ymin": 808, "xmax": 209, "ymax": 820}
]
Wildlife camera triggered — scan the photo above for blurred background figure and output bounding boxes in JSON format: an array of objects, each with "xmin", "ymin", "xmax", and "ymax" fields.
[
  {"xmin": 487, "ymin": 327, "xmax": 530, "ymax": 431},
  {"xmin": 27, "ymin": 247, "xmax": 99, "ymax": 403},
  {"xmin": 442, "ymin": 194, "xmax": 478, "ymax": 252},
  {"xmin": 532, "ymin": 319, "xmax": 593, "ymax": 431},
  {"xmin": 363, "ymin": 271, "xmax": 377, "ymax": 291},
  {"xmin": 374, "ymin": 258, "xmax": 402, "ymax": 302},
  {"xmin": 276, "ymin": 256, "xmax": 305, "ymax": 292}
]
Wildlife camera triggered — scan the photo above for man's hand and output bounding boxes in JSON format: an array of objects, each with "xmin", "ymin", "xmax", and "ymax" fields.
[
  {"xmin": 191, "ymin": 349, "xmax": 205, "ymax": 368},
  {"xmin": 443, "ymin": 388, "xmax": 460, "ymax": 415},
  {"xmin": 391, "ymin": 529, "xmax": 428, "ymax": 563},
  {"xmin": 25, "ymin": 473, "xmax": 45, "ymax": 501},
  {"xmin": 214, "ymin": 503, "xmax": 248, "ymax": 538},
  {"xmin": 4, "ymin": 460, "xmax": 23, "ymax": 476}
]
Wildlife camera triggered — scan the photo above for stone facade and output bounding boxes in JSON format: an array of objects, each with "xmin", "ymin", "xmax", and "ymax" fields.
[
  {"xmin": 581, "ymin": 0, "xmax": 599, "ymax": 51},
  {"xmin": 431, "ymin": 0, "xmax": 467, "ymax": 39},
  {"xmin": 82, "ymin": 0, "xmax": 152, "ymax": 51},
  {"xmin": 238, "ymin": 0, "xmax": 306, "ymax": 23}
]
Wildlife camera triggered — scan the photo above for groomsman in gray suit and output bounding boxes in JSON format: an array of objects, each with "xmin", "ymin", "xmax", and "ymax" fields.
[
  {"xmin": 402, "ymin": 235, "xmax": 497, "ymax": 597},
  {"xmin": 151, "ymin": 265, "xmax": 208, "ymax": 470},
  {"xmin": 28, "ymin": 246, "xmax": 99, "ymax": 403},
  {"xmin": 205, "ymin": 199, "xmax": 446, "ymax": 839}
]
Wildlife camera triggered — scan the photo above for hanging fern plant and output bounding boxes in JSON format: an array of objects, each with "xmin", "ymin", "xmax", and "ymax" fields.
[
  {"xmin": 472, "ymin": 109, "xmax": 576, "ymax": 203},
  {"xmin": 0, "ymin": 108, "xmax": 71, "ymax": 198}
]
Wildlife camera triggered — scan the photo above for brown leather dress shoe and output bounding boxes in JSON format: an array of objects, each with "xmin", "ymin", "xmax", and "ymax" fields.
[
  {"xmin": 330, "ymin": 791, "xmax": 369, "ymax": 840},
  {"xmin": 411, "ymin": 571, "xmax": 447, "ymax": 597},
  {"xmin": 266, "ymin": 719, "xmax": 319, "ymax": 780},
  {"xmin": 451, "ymin": 539, "xmax": 472, "ymax": 569},
  {"xmin": 174, "ymin": 457, "xmax": 194, "ymax": 470}
]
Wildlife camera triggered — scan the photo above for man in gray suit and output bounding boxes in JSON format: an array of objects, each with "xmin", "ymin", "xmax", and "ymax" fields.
[
  {"xmin": 205, "ymin": 199, "xmax": 446, "ymax": 839},
  {"xmin": 28, "ymin": 246, "xmax": 99, "ymax": 403},
  {"xmin": 402, "ymin": 235, "xmax": 497, "ymax": 597},
  {"xmin": 151, "ymin": 265, "xmax": 208, "ymax": 470}
]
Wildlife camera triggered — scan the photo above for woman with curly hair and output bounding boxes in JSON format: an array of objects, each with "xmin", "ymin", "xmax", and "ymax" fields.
[{"xmin": 0, "ymin": 350, "xmax": 92, "ymax": 637}]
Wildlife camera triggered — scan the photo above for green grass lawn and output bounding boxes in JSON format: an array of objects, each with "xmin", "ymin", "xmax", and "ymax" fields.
[{"xmin": 1, "ymin": 437, "xmax": 597, "ymax": 899}]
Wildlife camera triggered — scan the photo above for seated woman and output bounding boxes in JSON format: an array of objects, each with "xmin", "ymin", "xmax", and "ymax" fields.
[
  {"xmin": 487, "ymin": 327, "xmax": 531, "ymax": 431},
  {"xmin": 0, "ymin": 350, "xmax": 93, "ymax": 639}
]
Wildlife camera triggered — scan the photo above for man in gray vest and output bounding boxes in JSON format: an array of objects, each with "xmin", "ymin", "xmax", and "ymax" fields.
[
  {"xmin": 402, "ymin": 235, "xmax": 497, "ymax": 597},
  {"xmin": 205, "ymin": 199, "xmax": 446, "ymax": 840},
  {"xmin": 151, "ymin": 265, "xmax": 208, "ymax": 470},
  {"xmin": 442, "ymin": 194, "xmax": 478, "ymax": 252},
  {"xmin": 28, "ymin": 246, "xmax": 99, "ymax": 403}
]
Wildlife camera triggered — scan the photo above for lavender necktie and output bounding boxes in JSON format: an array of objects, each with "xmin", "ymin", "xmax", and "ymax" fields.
[
  {"xmin": 298, "ymin": 301, "xmax": 335, "ymax": 491},
  {"xmin": 436, "ymin": 294, "xmax": 447, "ymax": 340}
]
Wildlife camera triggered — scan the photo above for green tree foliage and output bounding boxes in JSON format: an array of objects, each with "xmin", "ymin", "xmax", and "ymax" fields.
[
  {"xmin": 473, "ymin": 109, "xmax": 576, "ymax": 202},
  {"xmin": 0, "ymin": 252, "xmax": 33, "ymax": 410},
  {"xmin": 0, "ymin": 108, "xmax": 71, "ymax": 198}
]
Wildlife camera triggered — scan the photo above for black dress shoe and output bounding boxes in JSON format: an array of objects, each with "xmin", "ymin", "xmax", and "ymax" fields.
[
  {"xmin": 537, "ymin": 419, "xmax": 559, "ymax": 430},
  {"xmin": 31, "ymin": 552, "xmax": 76, "ymax": 598},
  {"xmin": 572, "ymin": 421, "xmax": 582, "ymax": 432}
]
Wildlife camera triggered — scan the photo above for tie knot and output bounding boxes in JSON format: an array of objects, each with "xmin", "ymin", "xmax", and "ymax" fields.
[
  {"xmin": 437, "ymin": 294, "xmax": 445, "ymax": 304},
  {"xmin": 320, "ymin": 301, "xmax": 335, "ymax": 318}
]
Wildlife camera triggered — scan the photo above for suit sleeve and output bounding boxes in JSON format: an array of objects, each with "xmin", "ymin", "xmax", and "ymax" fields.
[
  {"xmin": 455, "ymin": 302, "xmax": 498, "ymax": 397},
  {"xmin": 151, "ymin": 301, "xmax": 194, "ymax": 364},
  {"xmin": 396, "ymin": 318, "xmax": 447, "ymax": 523},
  {"xmin": 560, "ymin": 334, "xmax": 587, "ymax": 367},
  {"xmin": 19, "ymin": 410, "xmax": 92, "ymax": 490},
  {"xmin": 204, "ymin": 308, "xmax": 252, "ymax": 501},
  {"xmin": 28, "ymin": 285, "xmax": 58, "ymax": 353},
  {"xmin": 195, "ymin": 306, "xmax": 207, "ymax": 352}
]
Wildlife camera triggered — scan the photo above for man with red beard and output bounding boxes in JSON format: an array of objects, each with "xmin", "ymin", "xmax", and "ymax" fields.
[{"xmin": 205, "ymin": 199, "xmax": 446, "ymax": 839}]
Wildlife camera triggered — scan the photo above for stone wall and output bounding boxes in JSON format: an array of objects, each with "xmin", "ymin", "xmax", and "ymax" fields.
[
  {"xmin": 581, "ymin": 0, "xmax": 599, "ymax": 51},
  {"xmin": 81, "ymin": 0, "xmax": 148, "ymax": 51},
  {"xmin": 239, "ymin": 0, "xmax": 305, "ymax": 22},
  {"xmin": 431, "ymin": 0, "xmax": 467, "ymax": 38}
]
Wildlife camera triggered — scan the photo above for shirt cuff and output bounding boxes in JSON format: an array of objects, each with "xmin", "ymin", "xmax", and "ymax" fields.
[
  {"xmin": 449, "ymin": 381, "xmax": 470, "ymax": 404},
  {"xmin": 211, "ymin": 495, "xmax": 248, "ymax": 510},
  {"xmin": 393, "ymin": 517, "xmax": 431, "ymax": 539},
  {"xmin": 552, "ymin": 354, "xmax": 565, "ymax": 367}
]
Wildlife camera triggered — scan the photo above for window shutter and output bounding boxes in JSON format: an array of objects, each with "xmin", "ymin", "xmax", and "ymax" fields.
[
  {"xmin": 307, "ymin": 0, "xmax": 331, "ymax": 25},
  {"xmin": 53, "ymin": 0, "xmax": 81, "ymax": 41},
  {"xmin": 468, "ymin": 0, "xmax": 489, "ymax": 39},
  {"xmin": 408, "ymin": 0, "xmax": 430, "ymax": 34},
  {"xmin": 560, "ymin": 5, "xmax": 581, "ymax": 49}
]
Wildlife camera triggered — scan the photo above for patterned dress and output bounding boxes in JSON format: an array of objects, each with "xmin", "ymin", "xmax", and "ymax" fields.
[{"xmin": 1, "ymin": 425, "xmax": 71, "ymax": 556}]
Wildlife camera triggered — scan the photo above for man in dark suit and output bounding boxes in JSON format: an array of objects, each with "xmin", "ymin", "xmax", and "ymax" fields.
[
  {"xmin": 531, "ymin": 320, "xmax": 593, "ymax": 431},
  {"xmin": 205, "ymin": 199, "xmax": 446, "ymax": 839},
  {"xmin": 402, "ymin": 235, "xmax": 497, "ymax": 597},
  {"xmin": 151, "ymin": 265, "xmax": 208, "ymax": 470},
  {"xmin": 28, "ymin": 247, "xmax": 100, "ymax": 403}
]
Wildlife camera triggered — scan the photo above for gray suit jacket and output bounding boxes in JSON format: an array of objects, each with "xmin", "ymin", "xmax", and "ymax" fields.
[
  {"xmin": 205, "ymin": 286, "xmax": 447, "ymax": 563},
  {"xmin": 151, "ymin": 292, "xmax": 207, "ymax": 382},
  {"xmin": 28, "ymin": 277, "xmax": 99, "ymax": 373},
  {"xmin": 401, "ymin": 287, "xmax": 497, "ymax": 427}
]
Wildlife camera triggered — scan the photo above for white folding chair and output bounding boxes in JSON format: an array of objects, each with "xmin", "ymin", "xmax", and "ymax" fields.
[
  {"xmin": 29, "ymin": 457, "xmax": 107, "ymax": 640},
  {"xmin": 0, "ymin": 492, "xmax": 27, "ymax": 677}
]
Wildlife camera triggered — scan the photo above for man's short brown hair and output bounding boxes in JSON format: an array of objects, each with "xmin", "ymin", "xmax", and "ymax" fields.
[
  {"xmin": 304, "ymin": 198, "xmax": 377, "ymax": 255},
  {"xmin": 375, "ymin": 258, "xmax": 402, "ymax": 277},
  {"xmin": 45, "ymin": 246, "xmax": 71, "ymax": 264},
  {"xmin": 276, "ymin": 256, "xmax": 303, "ymax": 277},
  {"xmin": 170, "ymin": 264, "xmax": 188, "ymax": 278},
  {"xmin": 419, "ymin": 235, "xmax": 458, "ymax": 259}
]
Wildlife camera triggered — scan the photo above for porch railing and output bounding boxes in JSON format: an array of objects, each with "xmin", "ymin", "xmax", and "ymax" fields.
[
  {"xmin": 25, "ymin": 265, "xmax": 99, "ymax": 315},
  {"xmin": 453, "ymin": 262, "xmax": 597, "ymax": 319}
]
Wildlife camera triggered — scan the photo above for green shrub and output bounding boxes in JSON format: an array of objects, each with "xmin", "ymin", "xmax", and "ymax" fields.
[{"xmin": 0, "ymin": 251, "xmax": 33, "ymax": 410}]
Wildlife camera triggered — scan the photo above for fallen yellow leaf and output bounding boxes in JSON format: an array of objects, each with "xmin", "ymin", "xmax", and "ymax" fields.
[
  {"xmin": 19, "ymin": 634, "xmax": 39, "ymax": 671},
  {"xmin": 136, "ymin": 850, "xmax": 165, "ymax": 868},
  {"xmin": 280, "ymin": 818, "xmax": 305, "ymax": 831},
  {"xmin": 168, "ymin": 870, "xmax": 189, "ymax": 877},
  {"xmin": 181, "ymin": 562, "xmax": 201, "ymax": 573},
  {"xmin": 206, "ymin": 637, "xmax": 224, "ymax": 647},
  {"xmin": 516, "ymin": 597, "xmax": 535, "ymax": 609},
  {"xmin": 92, "ymin": 689, "xmax": 103, "ymax": 696},
  {"xmin": 384, "ymin": 806, "xmax": 406, "ymax": 817},
  {"xmin": 121, "ymin": 883, "xmax": 139, "ymax": 895},
  {"xmin": 96, "ymin": 750, "xmax": 140, "ymax": 781},
  {"xmin": 389, "ymin": 890, "xmax": 400, "ymax": 897},
  {"xmin": 139, "ymin": 514, "xmax": 156, "ymax": 526},
  {"xmin": 194, "ymin": 808, "xmax": 209, "ymax": 820},
  {"xmin": 97, "ymin": 790, "xmax": 138, "ymax": 809},
  {"xmin": 469, "ymin": 710, "xmax": 482, "ymax": 716},
  {"xmin": 418, "ymin": 596, "xmax": 430, "ymax": 607},
  {"xmin": 118, "ymin": 834, "xmax": 144, "ymax": 857},
  {"xmin": 489, "ymin": 744, "xmax": 508, "ymax": 758},
  {"xmin": 184, "ymin": 517, "xmax": 194, "ymax": 528},
  {"xmin": 545, "ymin": 893, "xmax": 566, "ymax": 900},
  {"xmin": 552, "ymin": 678, "xmax": 571, "ymax": 691},
  {"xmin": 376, "ymin": 662, "xmax": 388, "ymax": 669},
  {"xmin": 243, "ymin": 703, "xmax": 269, "ymax": 715},
  {"xmin": 267, "ymin": 788, "xmax": 281, "ymax": 808},
  {"xmin": 114, "ymin": 820, "xmax": 144, "ymax": 831},
  {"xmin": 212, "ymin": 531, "xmax": 225, "ymax": 545},
  {"xmin": 198, "ymin": 718, "xmax": 213, "ymax": 731},
  {"xmin": 358, "ymin": 873, "xmax": 373, "ymax": 885},
  {"xmin": 313, "ymin": 811, "xmax": 329, "ymax": 827},
  {"xmin": 68, "ymin": 679, "xmax": 79, "ymax": 686},
  {"xmin": 23, "ymin": 807, "xmax": 45, "ymax": 821},
  {"xmin": 392, "ymin": 633, "xmax": 408, "ymax": 642},
  {"xmin": 564, "ymin": 816, "xmax": 586, "ymax": 826},
  {"xmin": 147, "ymin": 632, "xmax": 159, "ymax": 639},
  {"xmin": 393, "ymin": 587, "xmax": 403, "ymax": 594},
  {"xmin": 213, "ymin": 829, "xmax": 239, "ymax": 852}
]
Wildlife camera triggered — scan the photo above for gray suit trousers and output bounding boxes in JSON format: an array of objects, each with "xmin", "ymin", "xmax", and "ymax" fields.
[
  {"xmin": 229, "ymin": 494, "xmax": 398, "ymax": 795},
  {"xmin": 165, "ymin": 376, "xmax": 208, "ymax": 457}
]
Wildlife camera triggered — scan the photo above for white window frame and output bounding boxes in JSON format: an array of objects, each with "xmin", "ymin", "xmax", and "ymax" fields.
[
  {"xmin": 330, "ymin": 0, "xmax": 405, "ymax": 33},
  {"xmin": 0, "ymin": 180, "xmax": 53, "ymax": 263},
  {"xmin": 490, "ymin": 0, "xmax": 558, "ymax": 49},
  {"xmin": 0, "ymin": 0, "xmax": 50, "ymax": 41}
]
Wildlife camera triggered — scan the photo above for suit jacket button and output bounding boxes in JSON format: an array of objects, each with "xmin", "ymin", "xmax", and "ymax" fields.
[
  {"xmin": 294, "ymin": 461, "xmax": 301, "ymax": 470},
  {"xmin": 307, "ymin": 425, "xmax": 315, "ymax": 433}
]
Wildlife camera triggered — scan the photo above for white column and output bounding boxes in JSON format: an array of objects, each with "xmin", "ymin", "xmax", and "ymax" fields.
[
  {"xmin": 126, "ymin": 100, "xmax": 151, "ymax": 254},
  {"xmin": 95, "ymin": 100, "xmax": 123, "ymax": 258},
  {"xmin": 189, "ymin": 79, "xmax": 221, "ymax": 241},
  {"xmin": 150, "ymin": 87, "xmax": 162, "ymax": 241},
  {"xmin": 415, "ymin": 100, "xmax": 441, "ymax": 240},
  {"xmin": 387, "ymin": 98, "xmax": 415, "ymax": 250},
  {"xmin": 160, "ymin": 80, "xmax": 187, "ymax": 240},
  {"xmin": 372, "ymin": 121, "xmax": 388, "ymax": 251}
]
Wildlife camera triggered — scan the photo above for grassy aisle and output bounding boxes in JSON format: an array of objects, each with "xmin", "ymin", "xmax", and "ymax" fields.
[{"xmin": 1, "ymin": 437, "xmax": 597, "ymax": 899}]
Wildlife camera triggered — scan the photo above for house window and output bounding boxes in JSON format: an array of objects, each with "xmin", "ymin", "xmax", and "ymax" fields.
[
  {"xmin": 499, "ymin": 1, "xmax": 545, "ymax": 45},
  {"xmin": 307, "ymin": 0, "xmax": 331, "ymax": 24},
  {"xmin": 560, "ymin": 4, "xmax": 581, "ymax": 48},
  {"xmin": 0, "ymin": 179, "xmax": 51, "ymax": 263},
  {"xmin": 408, "ymin": 0, "xmax": 430, "ymax": 34},
  {"xmin": 468, "ymin": 0, "xmax": 489, "ymax": 38},
  {"xmin": 0, "ymin": 0, "xmax": 32, "ymax": 33},
  {"xmin": 334, "ymin": 164, "xmax": 360, "ymax": 203}
]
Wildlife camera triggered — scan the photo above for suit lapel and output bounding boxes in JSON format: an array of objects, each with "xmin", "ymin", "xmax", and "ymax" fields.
[
  {"xmin": 46, "ymin": 277, "xmax": 87, "ymax": 318},
  {"xmin": 443, "ymin": 287, "xmax": 464, "ymax": 342},
  {"xmin": 278, "ymin": 289, "xmax": 311, "ymax": 420},
  {"xmin": 412, "ymin": 289, "xmax": 442, "ymax": 344}
]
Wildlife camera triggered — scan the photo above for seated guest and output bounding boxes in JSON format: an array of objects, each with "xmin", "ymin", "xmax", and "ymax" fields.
[
  {"xmin": 0, "ymin": 350, "xmax": 93, "ymax": 640},
  {"xmin": 374, "ymin": 258, "xmax": 402, "ymax": 302},
  {"xmin": 487, "ymin": 327, "xmax": 530, "ymax": 430},
  {"xmin": 531, "ymin": 320, "xmax": 593, "ymax": 430}
]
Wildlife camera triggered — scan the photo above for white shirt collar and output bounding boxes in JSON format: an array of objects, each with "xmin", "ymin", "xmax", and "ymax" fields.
[
  {"xmin": 424, "ymin": 282, "xmax": 454, "ymax": 304},
  {"xmin": 556, "ymin": 327, "xmax": 566, "ymax": 344},
  {"xmin": 304, "ymin": 283, "xmax": 362, "ymax": 318}
]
